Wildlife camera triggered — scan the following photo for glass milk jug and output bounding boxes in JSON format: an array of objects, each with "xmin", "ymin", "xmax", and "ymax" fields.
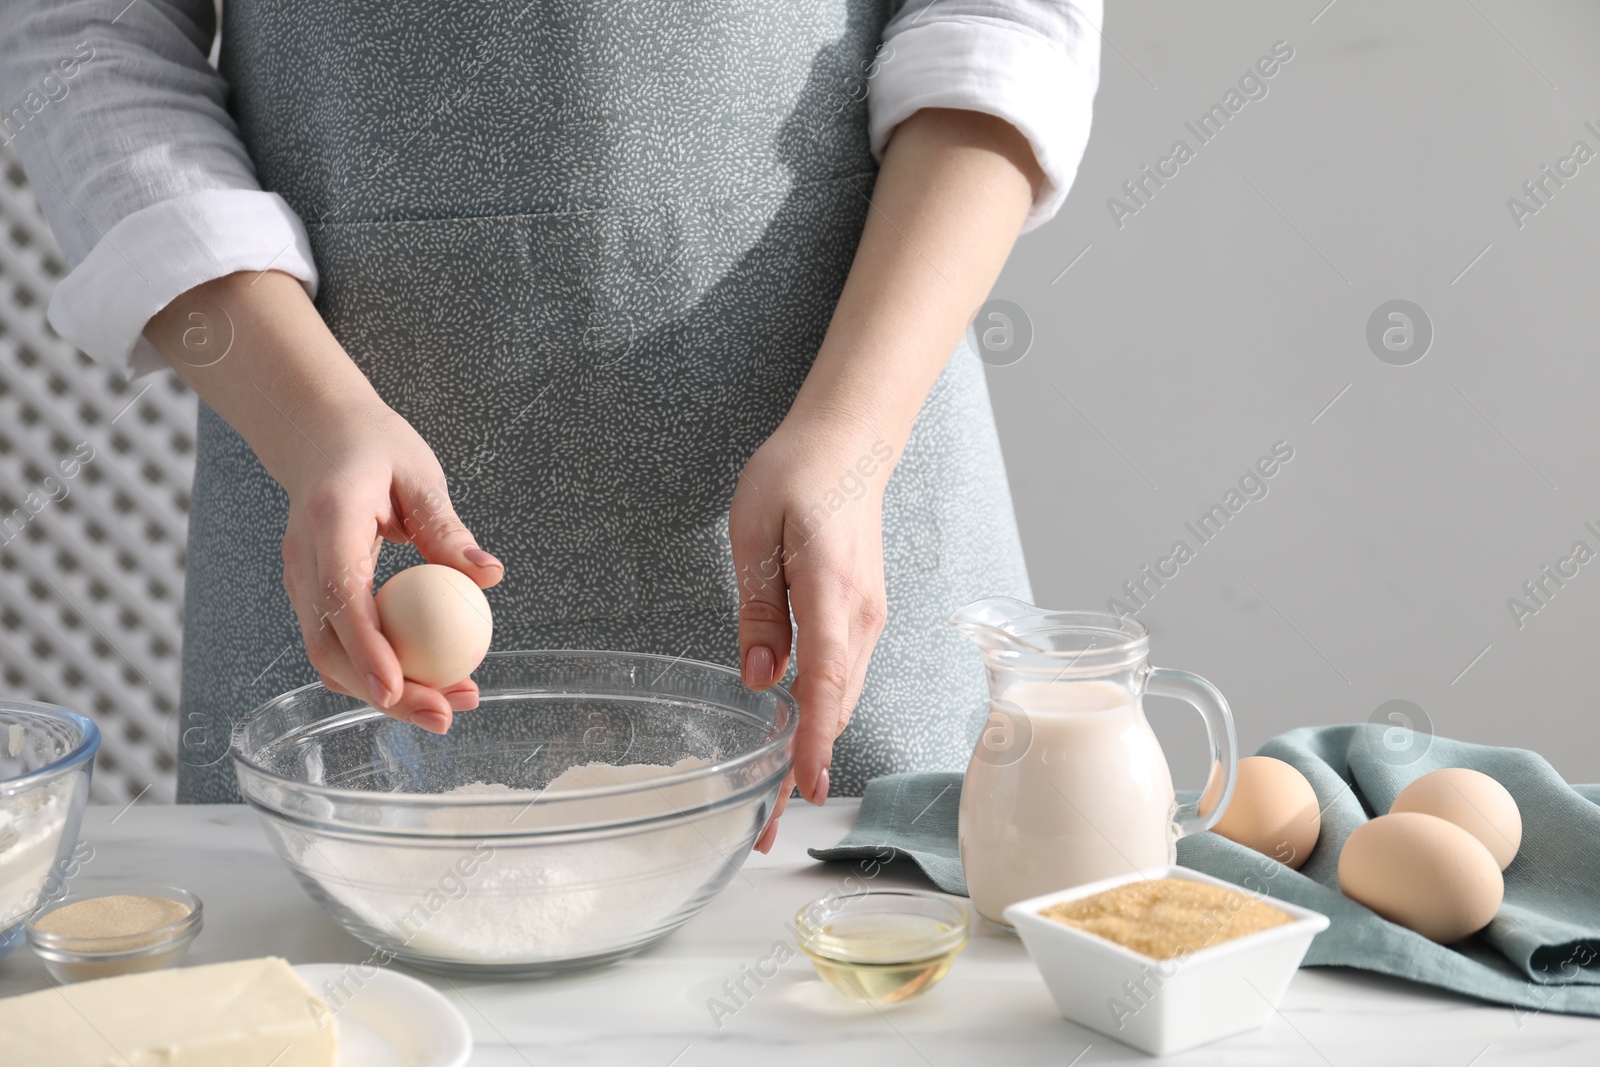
[{"xmin": 950, "ymin": 597, "xmax": 1238, "ymax": 928}]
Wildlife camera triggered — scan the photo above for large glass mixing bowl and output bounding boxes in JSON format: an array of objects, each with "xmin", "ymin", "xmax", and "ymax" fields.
[
  {"xmin": 0, "ymin": 700, "xmax": 99, "ymax": 958},
  {"xmin": 230, "ymin": 650, "xmax": 797, "ymax": 977}
]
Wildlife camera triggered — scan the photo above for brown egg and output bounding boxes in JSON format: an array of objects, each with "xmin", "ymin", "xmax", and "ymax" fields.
[
  {"xmin": 1337, "ymin": 812, "xmax": 1503, "ymax": 943},
  {"xmin": 1209, "ymin": 756, "xmax": 1321, "ymax": 869},
  {"xmin": 375, "ymin": 564, "xmax": 493, "ymax": 688},
  {"xmin": 1391, "ymin": 768, "xmax": 1521, "ymax": 870}
]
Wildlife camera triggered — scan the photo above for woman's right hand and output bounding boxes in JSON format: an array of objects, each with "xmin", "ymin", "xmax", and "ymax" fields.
[
  {"xmin": 276, "ymin": 392, "xmax": 504, "ymax": 732},
  {"xmin": 144, "ymin": 269, "xmax": 504, "ymax": 731}
]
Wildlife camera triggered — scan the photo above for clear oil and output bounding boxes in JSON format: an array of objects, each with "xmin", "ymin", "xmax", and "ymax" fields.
[{"xmin": 799, "ymin": 914, "xmax": 964, "ymax": 1004}]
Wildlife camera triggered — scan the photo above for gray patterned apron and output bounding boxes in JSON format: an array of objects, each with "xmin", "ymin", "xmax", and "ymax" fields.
[{"xmin": 176, "ymin": 0, "xmax": 1032, "ymax": 801}]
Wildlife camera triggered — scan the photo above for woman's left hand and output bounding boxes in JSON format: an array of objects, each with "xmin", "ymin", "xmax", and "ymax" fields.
[
  {"xmin": 729, "ymin": 415, "xmax": 896, "ymax": 853},
  {"xmin": 726, "ymin": 107, "xmax": 1046, "ymax": 852}
]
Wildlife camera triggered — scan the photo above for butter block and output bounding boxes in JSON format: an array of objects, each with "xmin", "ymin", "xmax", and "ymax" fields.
[{"xmin": 0, "ymin": 956, "xmax": 336, "ymax": 1067}]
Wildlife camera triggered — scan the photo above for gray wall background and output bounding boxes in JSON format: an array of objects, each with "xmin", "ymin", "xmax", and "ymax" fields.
[{"xmin": 989, "ymin": 0, "xmax": 1600, "ymax": 786}]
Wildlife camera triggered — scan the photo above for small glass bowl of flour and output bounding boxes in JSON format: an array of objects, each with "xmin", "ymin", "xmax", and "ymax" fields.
[
  {"xmin": 231, "ymin": 650, "xmax": 797, "ymax": 978},
  {"xmin": 0, "ymin": 700, "xmax": 100, "ymax": 959}
]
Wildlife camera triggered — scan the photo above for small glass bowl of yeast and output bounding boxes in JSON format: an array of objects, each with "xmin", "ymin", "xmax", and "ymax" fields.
[
  {"xmin": 26, "ymin": 884, "xmax": 202, "ymax": 983},
  {"xmin": 794, "ymin": 889, "xmax": 969, "ymax": 1005}
]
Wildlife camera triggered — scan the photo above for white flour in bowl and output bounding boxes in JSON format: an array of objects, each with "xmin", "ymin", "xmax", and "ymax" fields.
[
  {"xmin": 0, "ymin": 776, "xmax": 72, "ymax": 930},
  {"xmin": 296, "ymin": 757, "xmax": 757, "ymax": 963}
]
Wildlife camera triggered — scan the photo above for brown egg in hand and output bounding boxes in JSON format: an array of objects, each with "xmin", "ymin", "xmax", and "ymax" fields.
[
  {"xmin": 375, "ymin": 564, "xmax": 494, "ymax": 688},
  {"xmin": 1208, "ymin": 756, "xmax": 1321, "ymax": 869}
]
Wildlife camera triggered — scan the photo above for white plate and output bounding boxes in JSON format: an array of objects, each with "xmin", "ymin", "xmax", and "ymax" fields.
[{"xmin": 294, "ymin": 963, "xmax": 473, "ymax": 1067}]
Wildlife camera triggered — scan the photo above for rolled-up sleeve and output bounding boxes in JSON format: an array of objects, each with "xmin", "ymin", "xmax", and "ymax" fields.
[
  {"xmin": 0, "ymin": 0, "xmax": 317, "ymax": 377},
  {"xmin": 869, "ymin": 0, "xmax": 1103, "ymax": 232}
]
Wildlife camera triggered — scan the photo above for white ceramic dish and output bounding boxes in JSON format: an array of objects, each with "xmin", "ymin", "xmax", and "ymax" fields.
[
  {"xmin": 1004, "ymin": 865, "xmax": 1330, "ymax": 1057},
  {"xmin": 293, "ymin": 964, "xmax": 472, "ymax": 1067}
]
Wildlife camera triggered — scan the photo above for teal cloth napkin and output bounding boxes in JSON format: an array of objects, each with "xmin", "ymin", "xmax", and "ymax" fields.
[{"xmin": 808, "ymin": 725, "xmax": 1600, "ymax": 1016}]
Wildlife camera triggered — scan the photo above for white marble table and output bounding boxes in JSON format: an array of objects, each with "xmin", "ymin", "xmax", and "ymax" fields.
[{"xmin": 4, "ymin": 802, "xmax": 1598, "ymax": 1065}]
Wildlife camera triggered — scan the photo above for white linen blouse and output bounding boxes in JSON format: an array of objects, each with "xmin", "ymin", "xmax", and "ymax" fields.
[{"xmin": 0, "ymin": 0, "xmax": 1101, "ymax": 377}]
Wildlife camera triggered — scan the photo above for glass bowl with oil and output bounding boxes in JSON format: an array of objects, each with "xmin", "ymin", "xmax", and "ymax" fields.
[{"xmin": 794, "ymin": 889, "xmax": 969, "ymax": 1005}]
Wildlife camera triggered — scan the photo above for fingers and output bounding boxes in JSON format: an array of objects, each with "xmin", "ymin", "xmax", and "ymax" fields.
[
  {"xmin": 440, "ymin": 679, "xmax": 480, "ymax": 712},
  {"xmin": 284, "ymin": 516, "xmax": 460, "ymax": 731},
  {"xmin": 317, "ymin": 673, "xmax": 455, "ymax": 727},
  {"xmin": 285, "ymin": 532, "xmax": 369, "ymax": 702},
  {"xmin": 755, "ymin": 772, "xmax": 796, "ymax": 853},
  {"xmin": 788, "ymin": 571, "xmax": 858, "ymax": 807},
  {"xmin": 399, "ymin": 681, "xmax": 453, "ymax": 733},
  {"xmin": 839, "ymin": 568, "xmax": 888, "ymax": 736},
  {"xmin": 730, "ymin": 504, "xmax": 794, "ymax": 692},
  {"xmin": 396, "ymin": 482, "xmax": 505, "ymax": 590},
  {"xmin": 321, "ymin": 668, "xmax": 454, "ymax": 729},
  {"xmin": 754, "ymin": 812, "xmax": 780, "ymax": 853},
  {"xmin": 302, "ymin": 491, "xmax": 404, "ymax": 708}
]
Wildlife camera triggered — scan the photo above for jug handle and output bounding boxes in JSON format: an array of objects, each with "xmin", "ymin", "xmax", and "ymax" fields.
[{"xmin": 1146, "ymin": 666, "xmax": 1238, "ymax": 837}]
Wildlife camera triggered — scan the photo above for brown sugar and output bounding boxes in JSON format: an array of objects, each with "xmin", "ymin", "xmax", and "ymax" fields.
[{"xmin": 1039, "ymin": 877, "xmax": 1292, "ymax": 960}]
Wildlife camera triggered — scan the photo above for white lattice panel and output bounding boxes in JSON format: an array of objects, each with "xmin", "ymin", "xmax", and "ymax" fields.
[{"xmin": 0, "ymin": 142, "xmax": 193, "ymax": 804}]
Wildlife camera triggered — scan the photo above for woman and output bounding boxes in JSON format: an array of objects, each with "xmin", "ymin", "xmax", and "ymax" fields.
[{"xmin": 3, "ymin": 0, "xmax": 1099, "ymax": 846}]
